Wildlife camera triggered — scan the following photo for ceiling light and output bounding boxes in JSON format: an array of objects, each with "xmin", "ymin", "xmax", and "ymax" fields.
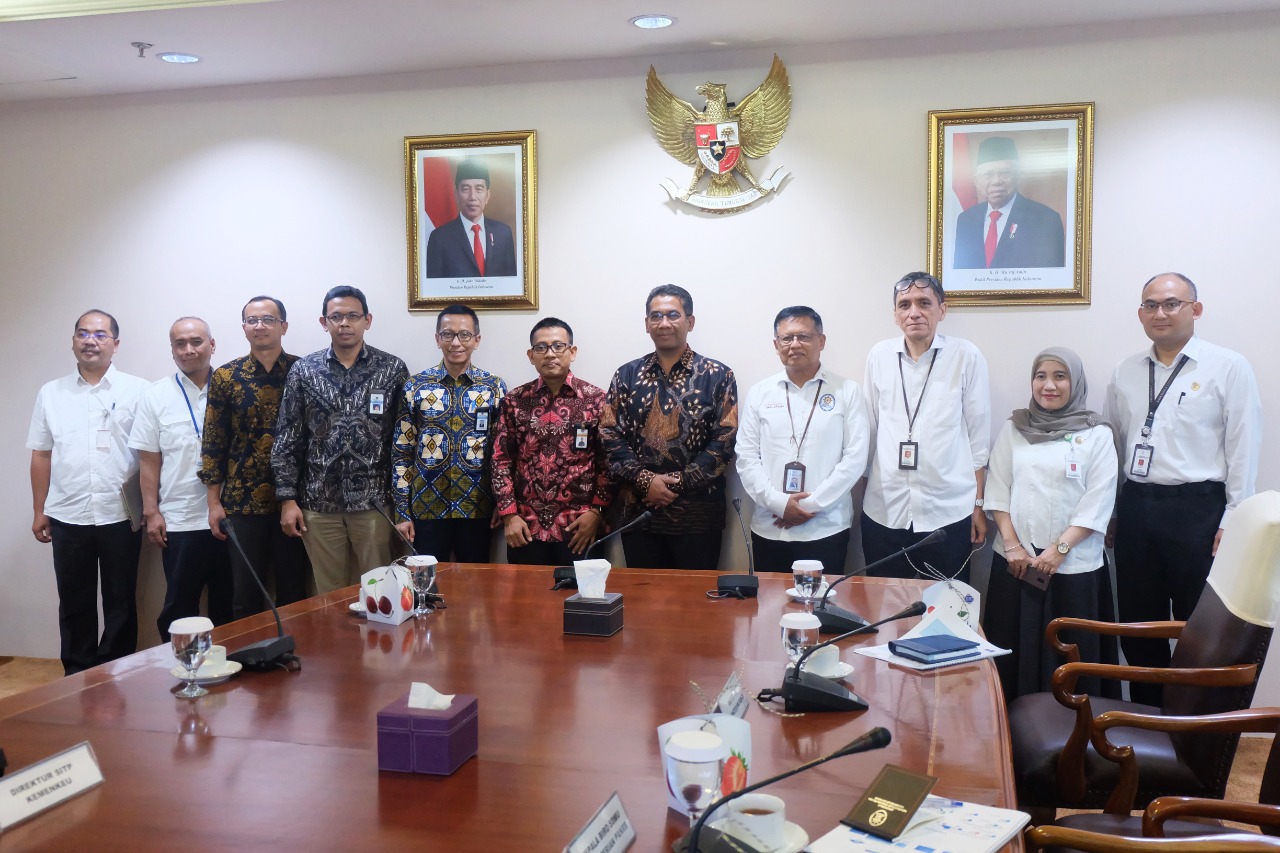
[
  {"xmin": 631, "ymin": 14, "xmax": 674, "ymax": 29},
  {"xmin": 158, "ymin": 52, "xmax": 201, "ymax": 64}
]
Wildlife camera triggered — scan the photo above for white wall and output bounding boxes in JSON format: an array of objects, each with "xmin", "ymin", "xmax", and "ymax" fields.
[{"xmin": 1, "ymin": 18, "xmax": 1276, "ymax": 696}]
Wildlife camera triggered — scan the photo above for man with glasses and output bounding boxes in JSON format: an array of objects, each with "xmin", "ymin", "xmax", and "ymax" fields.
[
  {"xmin": 392, "ymin": 303, "xmax": 506, "ymax": 562},
  {"xmin": 953, "ymin": 136, "xmax": 1065, "ymax": 269},
  {"xmin": 200, "ymin": 296, "xmax": 310, "ymax": 619},
  {"xmin": 28, "ymin": 310, "xmax": 149, "ymax": 675},
  {"xmin": 1104, "ymin": 272, "xmax": 1262, "ymax": 705},
  {"xmin": 600, "ymin": 285, "xmax": 738, "ymax": 570},
  {"xmin": 861, "ymin": 272, "xmax": 991, "ymax": 583},
  {"xmin": 425, "ymin": 160, "xmax": 518, "ymax": 279},
  {"xmin": 736, "ymin": 306, "xmax": 870, "ymax": 573},
  {"xmin": 491, "ymin": 318, "xmax": 611, "ymax": 565},
  {"xmin": 272, "ymin": 286, "xmax": 409, "ymax": 593},
  {"xmin": 131, "ymin": 317, "xmax": 231, "ymax": 641}
]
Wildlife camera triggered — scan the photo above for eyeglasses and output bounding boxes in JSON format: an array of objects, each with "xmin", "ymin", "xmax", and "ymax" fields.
[
  {"xmin": 894, "ymin": 277, "xmax": 940, "ymax": 295},
  {"xmin": 437, "ymin": 330, "xmax": 476, "ymax": 343},
  {"xmin": 646, "ymin": 310, "xmax": 684, "ymax": 323},
  {"xmin": 775, "ymin": 334, "xmax": 815, "ymax": 345},
  {"xmin": 242, "ymin": 316, "xmax": 281, "ymax": 328},
  {"xmin": 531, "ymin": 342, "xmax": 570, "ymax": 355},
  {"xmin": 75, "ymin": 330, "xmax": 113, "ymax": 342},
  {"xmin": 325, "ymin": 312, "xmax": 366, "ymax": 325},
  {"xmin": 1139, "ymin": 299, "xmax": 1195, "ymax": 314}
]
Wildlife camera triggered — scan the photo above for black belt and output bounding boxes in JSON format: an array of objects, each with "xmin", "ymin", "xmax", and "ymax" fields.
[{"xmin": 1123, "ymin": 480, "xmax": 1226, "ymax": 498}]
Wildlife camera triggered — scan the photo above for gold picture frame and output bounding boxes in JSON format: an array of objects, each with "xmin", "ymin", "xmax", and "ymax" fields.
[
  {"xmin": 404, "ymin": 130, "xmax": 538, "ymax": 311},
  {"xmin": 927, "ymin": 102, "xmax": 1093, "ymax": 307}
]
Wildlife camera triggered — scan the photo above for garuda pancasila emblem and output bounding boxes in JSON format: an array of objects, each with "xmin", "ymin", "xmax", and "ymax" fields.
[{"xmin": 646, "ymin": 54, "xmax": 792, "ymax": 213}]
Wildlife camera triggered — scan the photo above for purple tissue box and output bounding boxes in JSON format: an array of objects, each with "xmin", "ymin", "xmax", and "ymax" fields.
[{"xmin": 376, "ymin": 692, "xmax": 478, "ymax": 775}]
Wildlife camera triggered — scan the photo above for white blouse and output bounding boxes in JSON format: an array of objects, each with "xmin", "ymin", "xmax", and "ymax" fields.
[{"xmin": 984, "ymin": 420, "xmax": 1117, "ymax": 575}]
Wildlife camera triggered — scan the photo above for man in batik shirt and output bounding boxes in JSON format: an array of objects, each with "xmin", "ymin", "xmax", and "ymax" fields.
[
  {"xmin": 492, "ymin": 317, "xmax": 611, "ymax": 566},
  {"xmin": 600, "ymin": 285, "xmax": 738, "ymax": 571},
  {"xmin": 393, "ymin": 304, "xmax": 507, "ymax": 562}
]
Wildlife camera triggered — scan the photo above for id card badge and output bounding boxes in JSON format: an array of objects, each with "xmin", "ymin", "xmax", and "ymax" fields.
[
  {"xmin": 368, "ymin": 392, "xmax": 385, "ymax": 415},
  {"xmin": 1065, "ymin": 457, "xmax": 1082, "ymax": 480},
  {"xmin": 96, "ymin": 428, "xmax": 111, "ymax": 449},
  {"xmin": 574, "ymin": 426, "xmax": 590, "ymax": 450},
  {"xmin": 783, "ymin": 461, "xmax": 806, "ymax": 494},
  {"xmin": 898, "ymin": 441, "xmax": 919, "ymax": 471},
  {"xmin": 1129, "ymin": 443, "xmax": 1153, "ymax": 478},
  {"xmin": 475, "ymin": 408, "xmax": 489, "ymax": 433}
]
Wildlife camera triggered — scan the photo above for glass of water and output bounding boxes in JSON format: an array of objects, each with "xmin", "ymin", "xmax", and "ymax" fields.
[
  {"xmin": 407, "ymin": 555, "xmax": 438, "ymax": 618},
  {"xmin": 780, "ymin": 612, "xmax": 821, "ymax": 665},
  {"xmin": 792, "ymin": 560, "xmax": 824, "ymax": 613},
  {"xmin": 664, "ymin": 730, "xmax": 728, "ymax": 826},
  {"xmin": 170, "ymin": 616, "xmax": 214, "ymax": 699}
]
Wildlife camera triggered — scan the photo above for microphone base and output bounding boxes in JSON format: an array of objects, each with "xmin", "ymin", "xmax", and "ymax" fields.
[
  {"xmin": 551, "ymin": 566, "xmax": 578, "ymax": 590},
  {"xmin": 816, "ymin": 603, "xmax": 875, "ymax": 635},
  {"xmin": 227, "ymin": 635, "xmax": 296, "ymax": 671},
  {"xmin": 781, "ymin": 670, "xmax": 869, "ymax": 713},
  {"xmin": 716, "ymin": 574, "xmax": 759, "ymax": 598}
]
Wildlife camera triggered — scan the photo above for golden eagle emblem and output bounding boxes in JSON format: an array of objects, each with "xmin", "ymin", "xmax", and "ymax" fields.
[{"xmin": 646, "ymin": 54, "xmax": 792, "ymax": 212}]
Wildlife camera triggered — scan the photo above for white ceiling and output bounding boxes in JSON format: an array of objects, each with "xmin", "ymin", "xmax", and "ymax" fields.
[{"xmin": 1, "ymin": 0, "xmax": 1278, "ymax": 103}]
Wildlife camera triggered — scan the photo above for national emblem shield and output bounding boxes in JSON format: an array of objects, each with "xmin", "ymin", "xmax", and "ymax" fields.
[{"xmin": 695, "ymin": 121, "xmax": 741, "ymax": 175}]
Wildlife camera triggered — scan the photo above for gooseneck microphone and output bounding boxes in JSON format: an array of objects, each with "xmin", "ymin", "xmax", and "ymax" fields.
[
  {"xmin": 370, "ymin": 498, "xmax": 419, "ymax": 556},
  {"xmin": 758, "ymin": 601, "xmax": 927, "ymax": 713},
  {"xmin": 219, "ymin": 519, "xmax": 299, "ymax": 671},
  {"xmin": 677, "ymin": 727, "xmax": 893, "ymax": 853},
  {"xmin": 551, "ymin": 511, "xmax": 654, "ymax": 590},
  {"xmin": 714, "ymin": 498, "xmax": 759, "ymax": 599},
  {"xmin": 815, "ymin": 528, "xmax": 945, "ymax": 634}
]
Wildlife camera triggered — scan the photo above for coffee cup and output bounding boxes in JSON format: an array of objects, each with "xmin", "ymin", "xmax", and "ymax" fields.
[
  {"xmin": 802, "ymin": 644, "xmax": 842, "ymax": 677},
  {"xmin": 198, "ymin": 645, "xmax": 227, "ymax": 675},
  {"xmin": 724, "ymin": 792, "xmax": 786, "ymax": 850}
]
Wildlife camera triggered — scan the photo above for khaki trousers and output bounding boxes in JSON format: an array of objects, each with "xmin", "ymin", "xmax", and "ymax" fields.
[{"xmin": 300, "ymin": 509, "xmax": 395, "ymax": 593}]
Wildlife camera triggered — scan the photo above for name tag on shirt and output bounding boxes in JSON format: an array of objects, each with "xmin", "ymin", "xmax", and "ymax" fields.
[
  {"xmin": 369, "ymin": 393, "xmax": 385, "ymax": 415},
  {"xmin": 1130, "ymin": 444, "xmax": 1153, "ymax": 478},
  {"xmin": 783, "ymin": 461, "xmax": 806, "ymax": 494},
  {"xmin": 574, "ymin": 426, "xmax": 590, "ymax": 450},
  {"xmin": 475, "ymin": 409, "xmax": 489, "ymax": 433},
  {"xmin": 96, "ymin": 428, "xmax": 111, "ymax": 449},
  {"xmin": 1065, "ymin": 458, "xmax": 1082, "ymax": 480},
  {"xmin": 898, "ymin": 441, "xmax": 919, "ymax": 471}
]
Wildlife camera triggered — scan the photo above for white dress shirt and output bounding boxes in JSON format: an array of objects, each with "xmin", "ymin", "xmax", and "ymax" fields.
[
  {"xmin": 127, "ymin": 371, "xmax": 210, "ymax": 532},
  {"xmin": 461, "ymin": 214, "xmax": 487, "ymax": 259},
  {"xmin": 736, "ymin": 368, "xmax": 870, "ymax": 542},
  {"xmin": 862, "ymin": 334, "xmax": 991, "ymax": 531},
  {"xmin": 27, "ymin": 364, "xmax": 149, "ymax": 526},
  {"xmin": 1104, "ymin": 336, "xmax": 1262, "ymax": 527},
  {"xmin": 985, "ymin": 421, "xmax": 1117, "ymax": 575}
]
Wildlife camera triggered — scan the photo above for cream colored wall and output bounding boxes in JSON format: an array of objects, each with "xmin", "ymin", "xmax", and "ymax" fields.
[{"xmin": 1, "ymin": 20, "xmax": 1276, "ymax": 698}]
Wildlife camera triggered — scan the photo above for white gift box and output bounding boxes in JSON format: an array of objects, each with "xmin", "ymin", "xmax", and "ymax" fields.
[{"xmin": 360, "ymin": 564, "xmax": 414, "ymax": 625}]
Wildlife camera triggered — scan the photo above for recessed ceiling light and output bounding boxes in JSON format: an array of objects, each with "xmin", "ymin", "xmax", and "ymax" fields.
[
  {"xmin": 158, "ymin": 52, "xmax": 201, "ymax": 64},
  {"xmin": 631, "ymin": 14, "xmax": 675, "ymax": 29}
]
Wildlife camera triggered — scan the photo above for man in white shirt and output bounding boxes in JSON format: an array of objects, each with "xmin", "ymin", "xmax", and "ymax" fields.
[
  {"xmin": 861, "ymin": 272, "xmax": 991, "ymax": 583},
  {"xmin": 1104, "ymin": 272, "xmax": 1262, "ymax": 706},
  {"xmin": 28, "ymin": 310, "xmax": 150, "ymax": 675},
  {"xmin": 737, "ymin": 306, "xmax": 870, "ymax": 573},
  {"xmin": 129, "ymin": 317, "xmax": 232, "ymax": 643}
]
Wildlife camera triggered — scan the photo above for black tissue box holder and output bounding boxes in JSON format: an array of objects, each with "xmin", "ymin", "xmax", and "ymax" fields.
[{"xmin": 563, "ymin": 592, "xmax": 624, "ymax": 637}]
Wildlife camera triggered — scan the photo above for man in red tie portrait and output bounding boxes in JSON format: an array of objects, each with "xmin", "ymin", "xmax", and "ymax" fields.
[
  {"xmin": 425, "ymin": 159, "xmax": 519, "ymax": 279},
  {"xmin": 952, "ymin": 136, "xmax": 1065, "ymax": 270}
]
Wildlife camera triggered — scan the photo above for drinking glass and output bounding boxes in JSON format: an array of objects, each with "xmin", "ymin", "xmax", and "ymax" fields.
[
  {"xmin": 664, "ymin": 730, "xmax": 728, "ymax": 826},
  {"xmin": 779, "ymin": 612, "xmax": 821, "ymax": 665},
  {"xmin": 170, "ymin": 616, "xmax": 214, "ymax": 699},
  {"xmin": 407, "ymin": 555, "xmax": 438, "ymax": 618},
  {"xmin": 792, "ymin": 560, "xmax": 824, "ymax": 613}
]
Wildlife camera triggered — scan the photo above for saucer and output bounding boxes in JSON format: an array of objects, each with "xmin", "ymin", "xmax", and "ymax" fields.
[
  {"xmin": 709, "ymin": 818, "xmax": 808, "ymax": 853},
  {"xmin": 170, "ymin": 661, "xmax": 242, "ymax": 685},
  {"xmin": 786, "ymin": 585, "xmax": 833, "ymax": 601},
  {"xmin": 349, "ymin": 601, "xmax": 366, "ymax": 615}
]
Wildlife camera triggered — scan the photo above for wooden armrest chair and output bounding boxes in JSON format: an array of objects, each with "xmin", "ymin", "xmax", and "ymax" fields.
[
  {"xmin": 1010, "ymin": 491, "xmax": 1280, "ymax": 812},
  {"xmin": 1025, "ymin": 827, "xmax": 1280, "ymax": 851}
]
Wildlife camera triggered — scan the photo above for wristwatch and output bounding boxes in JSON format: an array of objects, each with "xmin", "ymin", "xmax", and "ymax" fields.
[
  {"xmin": 974, "ymin": 498, "xmax": 985, "ymax": 508},
  {"xmin": 1055, "ymin": 541, "xmax": 1071, "ymax": 555}
]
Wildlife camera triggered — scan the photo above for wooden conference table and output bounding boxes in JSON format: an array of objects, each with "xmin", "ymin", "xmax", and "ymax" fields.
[{"xmin": 0, "ymin": 566, "xmax": 1020, "ymax": 851}]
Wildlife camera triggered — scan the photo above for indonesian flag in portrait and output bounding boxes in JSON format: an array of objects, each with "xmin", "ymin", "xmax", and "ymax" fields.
[
  {"xmin": 420, "ymin": 157, "xmax": 458, "ymax": 241},
  {"xmin": 950, "ymin": 132, "xmax": 978, "ymax": 211}
]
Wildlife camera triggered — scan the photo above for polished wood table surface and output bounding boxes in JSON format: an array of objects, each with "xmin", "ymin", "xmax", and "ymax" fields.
[{"xmin": 0, "ymin": 566, "xmax": 1019, "ymax": 851}]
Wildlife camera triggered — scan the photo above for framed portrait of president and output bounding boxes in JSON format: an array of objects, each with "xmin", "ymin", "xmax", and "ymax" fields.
[
  {"xmin": 927, "ymin": 103, "xmax": 1093, "ymax": 307},
  {"xmin": 404, "ymin": 129, "xmax": 538, "ymax": 311}
]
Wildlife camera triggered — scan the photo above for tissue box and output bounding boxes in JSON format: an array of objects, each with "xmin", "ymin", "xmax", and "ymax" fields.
[
  {"xmin": 360, "ymin": 564, "xmax": 414, "ymax": 626},
  {"xmin": 563, "ymin": 592, "xmax": 624, "ymax": 637},
  {"xmin": 376, "ymin": 693, "xmax": 478, "ymax": 775}
]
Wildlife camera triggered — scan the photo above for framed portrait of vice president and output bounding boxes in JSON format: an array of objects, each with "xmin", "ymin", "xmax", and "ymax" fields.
[
  {"xmin": 404, "ymin": 130, "xmax": 538, "ymax": 311},
  {"xmin": 927, "ymin": 103, "xmax": 1093, "ymax": 307}
]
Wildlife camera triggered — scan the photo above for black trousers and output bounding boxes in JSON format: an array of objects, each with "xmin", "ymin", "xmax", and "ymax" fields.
[
  {"xmin": 859, "ymin": 514, "xmax": 975, "ymax": 584},
  {"xmin": 750, "ymin": 529, "xmax": 850, "ymax": 574},
  {"xmin": 621, "ymin": 530, "xmax": 722, "ymax": 571},
  {"xmin": 224, "ymin": 514, "xmax": 311, "ymax": 620},
  {"xmin": 49, "ymin": 518, "xmax": 142, "ymax": 676},
  {"xmin": 156, "ymin": 529, "xmax": 233, "ymax": 642},
  {"xmin": 413, "ymin": 518, "xmax": 493, "ymax": 563},
  {"xmin": 507, "ymin": 538, "xmax": 579, "ymax": 567},
  {"xmin": 1114, "ymin": 479, "xmax": 1226, "ymax": 707}
]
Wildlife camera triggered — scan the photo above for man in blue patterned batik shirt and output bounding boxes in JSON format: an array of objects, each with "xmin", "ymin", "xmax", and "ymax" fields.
[{"xmin": 393, "ymin": 304, "xmax": 507, "ymax": 562}]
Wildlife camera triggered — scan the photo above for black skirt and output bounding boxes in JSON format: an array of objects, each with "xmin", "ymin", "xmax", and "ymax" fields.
[{"xmin": 982, "ymin": 553, "xmax": 1121, "ymax": 704}]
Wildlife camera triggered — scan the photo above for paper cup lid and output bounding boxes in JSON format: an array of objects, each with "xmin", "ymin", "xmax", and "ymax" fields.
[
  {"xmin": 779, "ymin": 612, "xmax": 821, "ymax": 629},
  {"xmin": 406, "ymin": 555, "xmax": 438, "ymax": 566},
  {"xmin": 169, "ymin": 617, "xmax": 213, "ymax": 634},
  {"xmin": 791, "ymin": 560, "xmax": 823, "ymax": 571},
  {"xmin": 664, "ymin": 730, "xmax": 727, "ymax": 762}
]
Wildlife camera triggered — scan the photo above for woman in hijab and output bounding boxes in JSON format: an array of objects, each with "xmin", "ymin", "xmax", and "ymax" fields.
[{"xmin": 982, "ymin": 347, "xmax": 1120, "ymax": 702}]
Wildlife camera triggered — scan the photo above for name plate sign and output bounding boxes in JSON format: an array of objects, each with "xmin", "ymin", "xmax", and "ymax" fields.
[
  {"xmin": 564, "ymin": 791, "xmax": 635, "ymax": 853},
  {"xmin": 0, "ymin": 741, "xmax": 104, "ymax": 831},
  {"xmin": 712, "ymin": 672, "xmax": 748, "ymax": 718}
]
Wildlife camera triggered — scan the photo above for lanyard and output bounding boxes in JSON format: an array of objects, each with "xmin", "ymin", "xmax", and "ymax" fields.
[
  {"xmin": 784, "ymin": 378, "xmax": 824, "ymax": 460},
  {"xmin": 1143, "ymin": 355, "xmax": 1189, "ymax": 438},
  {"xmin": 897, "ymin": 349, "xmax": 939, "ymax": 439},
  {"xmin": 174, "ymin": 373, "xmax": 205, "ymax": 438}
]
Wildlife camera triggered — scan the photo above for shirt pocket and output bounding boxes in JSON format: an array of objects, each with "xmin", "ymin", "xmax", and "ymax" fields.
[{"xmin": 158, "ymin": 413, "xmax": 198, "ymax": 456}]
